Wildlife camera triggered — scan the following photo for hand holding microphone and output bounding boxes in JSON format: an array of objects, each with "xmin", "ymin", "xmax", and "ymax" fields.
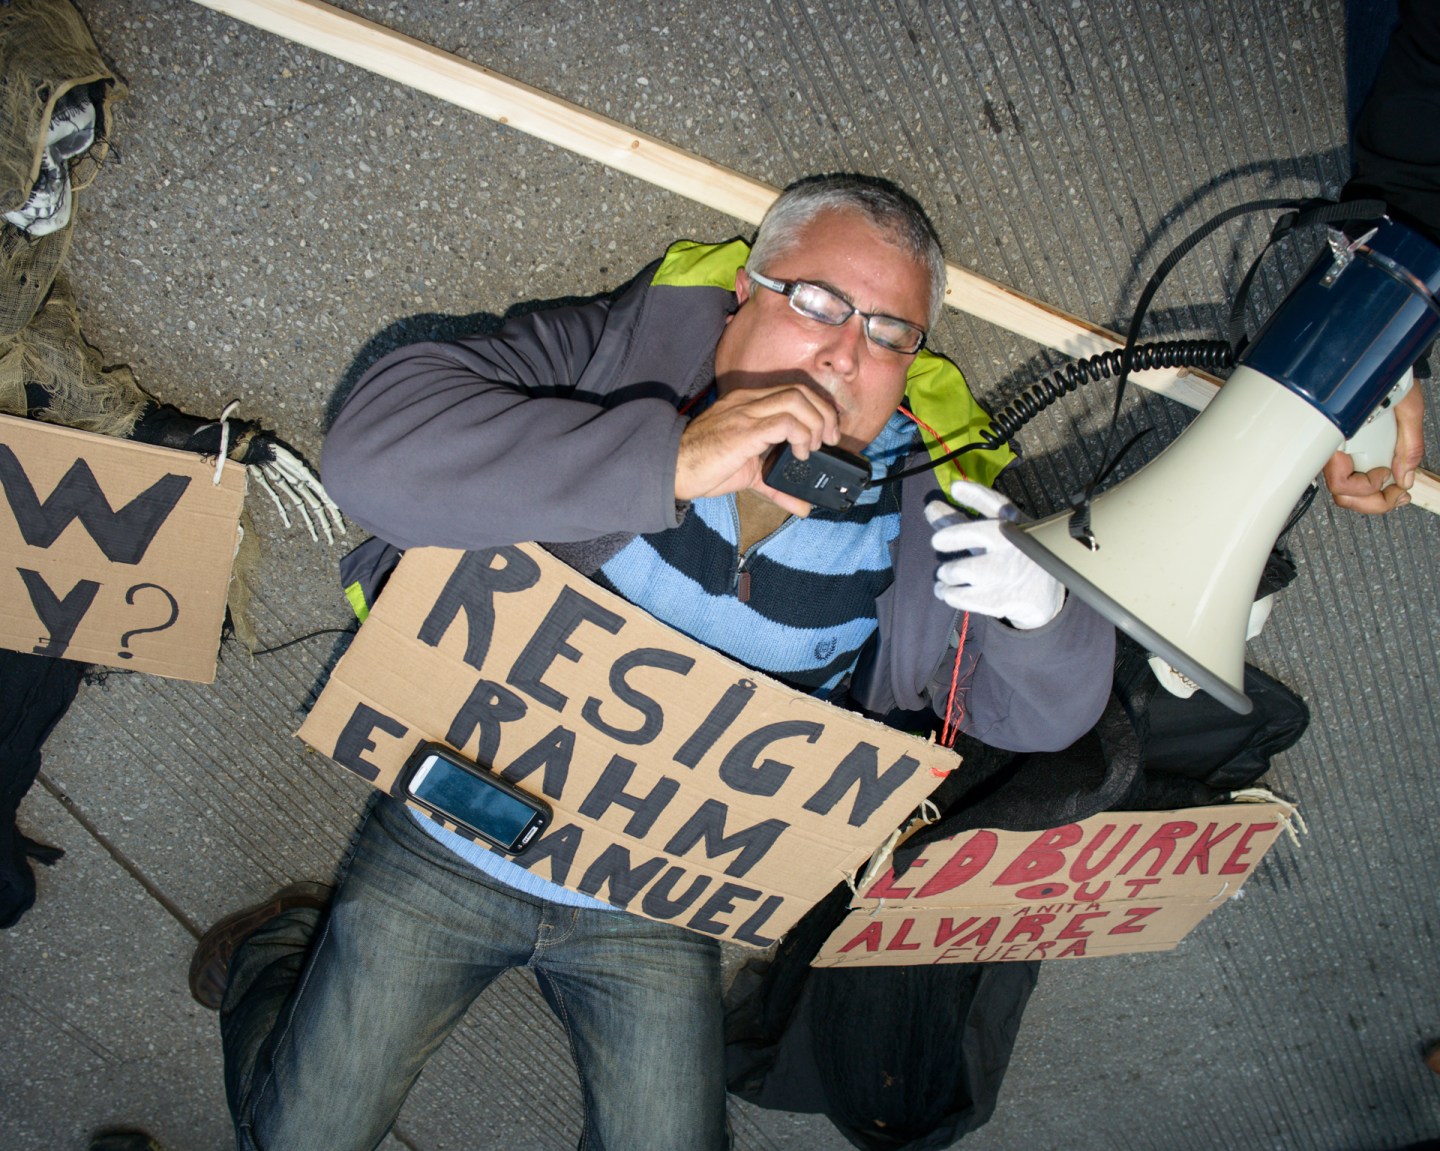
[{"xmin": 926, "ymin": 480, "xmax": 1064, "ymax": 629}]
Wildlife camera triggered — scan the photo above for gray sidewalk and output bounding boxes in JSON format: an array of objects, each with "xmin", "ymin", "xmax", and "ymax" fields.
[{"xmin": 3, "ymin": 1, "xmax": 1439, "ymax": 1148}]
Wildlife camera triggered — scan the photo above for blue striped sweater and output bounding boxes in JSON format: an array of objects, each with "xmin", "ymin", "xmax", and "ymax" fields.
[{"xmin": 418, "ymin": 412, "xmax": 920, "ymax": 906}]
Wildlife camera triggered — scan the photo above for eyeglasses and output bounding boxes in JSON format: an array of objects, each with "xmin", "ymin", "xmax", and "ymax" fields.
[{"xmin": 745, "ymin": 268, "xmax": 927, "ymax": 354}]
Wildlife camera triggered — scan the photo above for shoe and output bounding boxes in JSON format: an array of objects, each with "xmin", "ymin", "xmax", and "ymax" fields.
[
  {"xmin": 1426, "ymin": 1038, "xmax": 1440, "ymax": 1076},
  {"xmin": 89, "ymin": 1130, "xmax": 167, "ymax": 1151},
  {"xmin": 188, "ymin": 881, "xmax": 331, "ymax": 1010}
]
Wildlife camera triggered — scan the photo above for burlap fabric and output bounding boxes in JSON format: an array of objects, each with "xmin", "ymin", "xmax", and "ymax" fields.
[
  {"xmin": 0, "ymin": 0, "xmax": 130, "ymax": 415},
  {"xmin": 0, "ymin": 2, "xmax": 263, "ymax": 646},
  {"xmin": 0, "ymin": 0, "xmax": 124, "ymax": 214}
]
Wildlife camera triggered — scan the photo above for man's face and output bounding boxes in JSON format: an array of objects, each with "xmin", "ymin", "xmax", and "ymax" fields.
[{"xmin": 715, "ymin": 208, "xmax": 932, "ymax": 453}]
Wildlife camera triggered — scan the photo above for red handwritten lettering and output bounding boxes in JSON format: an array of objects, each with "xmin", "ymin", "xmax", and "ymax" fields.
[
  {"xmin": 1219, "ymin": 822, "xmax": 1279, "ymax": 875},
  {"xmin": 1069, "ymin": 822, "xmax": 1140, "ymax": 880},
  {"xmin": 1003, "ymin": 913, "xmax": 1056, "ymax": 943},
  {"xmin": 886, "ymin": 918, "xmax": 922, "ymax": 951},
  {"xmin": 839, "ymin": 921, "xmax": 884, "ymax": 953},
  {"xmin": 934, "ymin": 916, "xmax": 979, "ymax": 947},
  {"xmin": 993, "ymin": 824, "xmax": 1083, "ymax": 886},
  {"xmin": 913, "ymin": 830, "xmax": 998, "ymax": 898},
  {"xmin": 1057, "ymin": 911, "xmax": 1109, "ymax": 939},
  {"xmin": 1109, "ymin": 906, "xmax": 1160, "ymax": 934},
  {"xmin": 975, "ymin": 943, "xmax": 1030, "ymax": 962},
  {"xmin": 1174, "ymin": 822, "xmax": 1240, "ymax": 875},
  {"xmin": 1119, "ymin": 821, "xmax": 1198, "ymax": 877},
  {"xmin": 934, "ymin": 915, "xmax": 999, "ymax": 949}
]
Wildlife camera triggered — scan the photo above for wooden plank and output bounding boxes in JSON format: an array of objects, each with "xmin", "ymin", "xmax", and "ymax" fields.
[
  {"xmin": 187, "ymin": 0, "xmax": 1211, "ymax": 405},
  {"xmin": 189, "ymin": 0, "xmax": 1440, "ymax": 509},
  {"xmin": 1409, "ymin": 469, "xmax": 1440, "ymax": 512}
]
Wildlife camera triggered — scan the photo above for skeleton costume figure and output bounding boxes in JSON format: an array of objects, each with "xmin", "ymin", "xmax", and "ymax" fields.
[
  {"xmin": 0, "ymin": 0, "xmax": 340, "ymax": 930},
  {"xmin": 0, "ymin": 0, "xmax": 342, "ymax": 544},
  {"xmin": 3, "ymin": 84, "xmax": 95, "ymax": 237}
]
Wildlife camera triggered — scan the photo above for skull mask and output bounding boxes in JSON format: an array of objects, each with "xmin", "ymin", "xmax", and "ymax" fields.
[{"xmin": 4, "ymin": 86, "xmax": 95, "ymax": 237}]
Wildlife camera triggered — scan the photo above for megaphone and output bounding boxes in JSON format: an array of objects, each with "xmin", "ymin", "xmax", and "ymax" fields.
[{"xmin": 1002, "ymin": 216, "xmax": 1440, "ymax": 714}]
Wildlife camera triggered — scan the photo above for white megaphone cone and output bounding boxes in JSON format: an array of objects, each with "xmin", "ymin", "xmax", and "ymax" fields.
[{"xmin": 1002, "ymin": 216, "xmax": 1440, "ymax": 714}]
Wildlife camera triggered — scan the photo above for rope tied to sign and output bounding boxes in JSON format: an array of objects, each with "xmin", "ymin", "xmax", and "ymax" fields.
[
  {"xmin": 210, "ymin": 398, "xmax": 240, "ymax": 485},
  {"xmin": 1228, "ymin": 786, "xmax": 1307, "ymax": 847},
  {"xmin": 845, "ymin": 797, "xmax": 943, "ymax": 910}
]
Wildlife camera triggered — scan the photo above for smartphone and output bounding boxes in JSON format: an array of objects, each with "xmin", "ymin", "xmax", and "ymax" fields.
[
  {"xmin": 764, "ymin": 444, "xmax": 871, "ymax": 511},
  {"xmin": 397, "ymin": 742, "xmax": 551, "ymax": 854}
]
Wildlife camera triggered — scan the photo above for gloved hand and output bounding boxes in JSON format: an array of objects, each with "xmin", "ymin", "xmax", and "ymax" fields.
[{"xmin": 925, "ymin": 479, "xmax": 1064, "ymax": 629}]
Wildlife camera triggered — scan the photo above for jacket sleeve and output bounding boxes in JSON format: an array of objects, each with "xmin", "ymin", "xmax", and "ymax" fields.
[
  {"xmin": 321, "ymin": 293, "xmax": 690, "ymax": 551},
  {"xmin": 852, "ymin": 468, "xmax": 1115, "ymax": 752},
  {"xmin": 934, "ymin": 602, "xmax": 1115, "ymax": 752}
]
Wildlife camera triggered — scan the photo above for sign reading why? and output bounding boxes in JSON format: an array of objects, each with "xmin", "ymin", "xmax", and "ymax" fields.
[
  {"xmin": 812, "ymin": 802, "xmax": 1290, "ymax": 966},
  {"xmin": 298, "ymin": 544, "xmax": 957, "ymax": 947},
  {"xmin": 0, "ymin": 415, "xmax": 246, "ymax": 682}
]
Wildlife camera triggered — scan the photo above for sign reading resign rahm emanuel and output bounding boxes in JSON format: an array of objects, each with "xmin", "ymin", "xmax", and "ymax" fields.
[{"xmin": 298, "ymin": 544, "xmax": 957, "ymax": 947}]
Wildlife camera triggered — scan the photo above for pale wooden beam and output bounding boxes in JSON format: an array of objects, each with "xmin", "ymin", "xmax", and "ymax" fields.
[
  {"xmin": 187, "ymin": 0, "xmax": 1213, "ymax": 402},
  {"xmin": 187, "ymin": 0, "xmax": 1440, "ymax": 512}
]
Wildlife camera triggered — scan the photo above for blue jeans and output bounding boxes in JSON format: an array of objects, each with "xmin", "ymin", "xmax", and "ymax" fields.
[{"xmin": 221, "ymin": 795, "xmax": 729, "ymax": 1151}]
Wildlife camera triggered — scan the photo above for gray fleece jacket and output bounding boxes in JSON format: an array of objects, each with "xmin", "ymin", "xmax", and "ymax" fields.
[{"xmin": 322, "ymin": 257, "xmax": 1114, "ymax": 753}]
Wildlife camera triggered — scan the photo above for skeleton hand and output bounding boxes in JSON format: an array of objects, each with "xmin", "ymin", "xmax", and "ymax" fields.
[
  {"xmin": 246, "ymin": 435, "xmax": 347, "ymax": 545},
  {"xmin": 128, "ymin": 401, "xmax": 346, "ymax": 544}
]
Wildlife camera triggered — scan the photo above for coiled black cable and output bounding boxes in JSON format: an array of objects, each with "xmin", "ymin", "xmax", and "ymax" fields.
[
  {"xmin": 882, "ymin": 338, "xmax": 1235, "ymax": 484},
  {"xmin": 984, "ymin": 339, "xmax": 1234, "ymax": 444}
]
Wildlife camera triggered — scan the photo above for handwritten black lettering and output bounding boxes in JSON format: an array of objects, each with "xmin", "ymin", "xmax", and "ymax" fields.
[
  {"xmin": 500, "ymin": 724, "xmax": 575, "ymax": 800},
  {"xmin": 640, "ymin": 865, "xmax": 710, "ymax": 920},
  {"xmin": 662, "ymin": 799, "xmax": 787, "ymax": 878},
  {"xmin": 17, "ymin": 568, "xmax": 100, "ymax": 658},
  {"xmin": 0, "ymin": 446, "xmax": 190, "ymax": 564},
  {"xmin": 802, "ymin": 742, "xmax": 921, "ymax": 827},
  {"xmin": 733, "ymin": 894, "xmax": 784, "ymax": 948},
  {"xmin": 672, "ymin": 678, "xmax": 757, "ymax": 768},
  {"xmin": 333, "ymin": 703, "xmax": 410, "ymax": 782},
  {"xmin": 686, "ymin": 881, "xmax": 762, "ymax": 936},
  {"xmin": 581, "ymin": 646, "xmax": 694, "ymax": 745},
  {"xmin": 576, "ymin": 754, "xmax": 679, "ymax": 837},
  {"xmin": 577, "ymin": 843, "xmax": 668, "ymax": 909},
  {"xmin": 508, "ymin": 585, "xmax": 625, "ymax": 710},
  {"xmin": 514, "ymin": 821, "xmax": 584, "ymax": 886},
  {"xmin": 418, "ymin": 547, "xmax": 540, "ymax": 670},
  {"xmin": 446, "ymin": 678, "xmax": 527, "ymax": 766},
  {"xmin": 718, "ymin": 719, "xmax": 822, "ymax": 797}
]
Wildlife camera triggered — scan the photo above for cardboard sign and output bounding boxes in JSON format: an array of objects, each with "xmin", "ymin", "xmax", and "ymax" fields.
[
  {"xmin": 0, "ymin": 415, "xmax": 246, "ymax": 682},
  {"xmin": 811, "ymin": 802, "xmax": 1290, "ymax": 966},
  {"xmin": 298, "ymin": 544, "xmax": 957, "ymax": 947}
]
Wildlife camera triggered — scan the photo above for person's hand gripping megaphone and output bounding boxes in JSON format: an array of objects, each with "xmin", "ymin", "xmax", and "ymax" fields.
[{"xmin": 926, "ymin": 480, "xmax": 1065, "ymax": 629}]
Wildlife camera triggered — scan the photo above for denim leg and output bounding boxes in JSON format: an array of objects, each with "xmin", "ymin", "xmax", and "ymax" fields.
[
  {"xmin": 533, "ymin": 906, "xmax": 729, "ymax": 1151},
  {"xmin": 221, "ymin": 797, "xmax": 536, "ymax": 1151},
  {"xmin": 222, "ymin": 794, "xmax": 731, "ymax": 1151}
]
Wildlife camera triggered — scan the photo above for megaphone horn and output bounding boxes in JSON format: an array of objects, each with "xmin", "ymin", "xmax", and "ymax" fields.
[{"xmin": 1002, "ymin": 216, "xmax": 1440, "ymax": 714}]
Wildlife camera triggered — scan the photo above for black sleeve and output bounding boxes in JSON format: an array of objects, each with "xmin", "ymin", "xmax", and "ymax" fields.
[{"xmin": 1344, "ymin": 0, "xmax": 1440, "ymax": 244}]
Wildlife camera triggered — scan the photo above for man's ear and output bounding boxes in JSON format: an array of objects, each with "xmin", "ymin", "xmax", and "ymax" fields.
[{"xmin": 733, "ymin": 266, "xmax": 753, "ymax": 305}]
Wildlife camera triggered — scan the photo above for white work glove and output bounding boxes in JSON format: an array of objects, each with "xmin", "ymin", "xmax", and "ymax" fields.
[{"xmin": 925, "ymin": 480, "xmax": 1064, "ymax": 629}]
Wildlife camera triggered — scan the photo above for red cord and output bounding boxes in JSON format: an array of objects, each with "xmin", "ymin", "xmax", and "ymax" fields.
[
  {"xmin": 678, "ymin": 387, "xmax": 713, "ymax": 416},
  {"xmin": 938, "ymin": 610, "xmax": 971, "ymax": 754},
  {"xmin": 898, "ymin": 405, "xmax": 968, "ymax": 481},
  {"xmin": 898, "ymin": 405, "xmax": 971, "ymax": 755}
]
